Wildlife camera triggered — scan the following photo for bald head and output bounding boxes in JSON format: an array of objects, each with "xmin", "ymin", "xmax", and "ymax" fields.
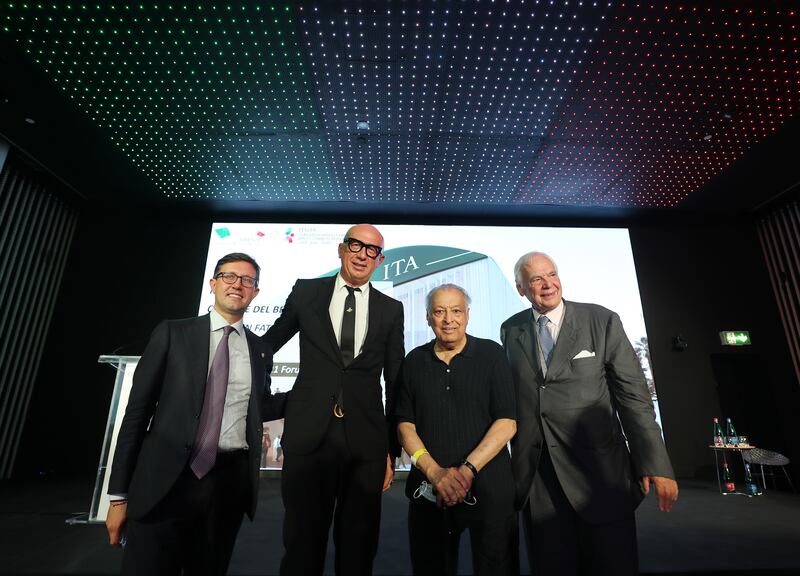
[
  {"xmin": 344, "ymin": 224, "xmax": 385, "ymax": 248},
  {"xmin": 338, "ymin": 223, "xmax": 386, "ymax": 287}
]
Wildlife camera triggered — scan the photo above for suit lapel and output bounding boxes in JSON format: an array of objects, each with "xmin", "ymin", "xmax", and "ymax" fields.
[
  {"xmin": 313, "ymin": 276, "xmax": 342, "ymax": 364},
  {"xmin": 190, "ymin": 315, "xmax": 212, "ymax": 408},
  {"xmin": 546, "ymin": 301, "xmax": 577, "ymax": 380},
  {"xmin": 515, "ymin": 310, "xmax": 543, "ymax": 380},
  {"xmin": 362, "ymin": 282, "xmax": 383, "ymax": 357},
  {"xmin": 245, "ymin": 329, "xmax": 262, "ymax": 395},
  {"xmin": 244, "ymin": 329, "xmax": 263, "ymax": 443}
]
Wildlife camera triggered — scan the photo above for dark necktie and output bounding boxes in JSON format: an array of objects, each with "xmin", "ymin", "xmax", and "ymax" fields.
[
  {"xmin": 538, "ymin": 315, "xmax": 555, "ymax": 367},
  {"xmin": 340, "ymin": 286, "xmax": 361, "ymax": 365},
  {"xmin": 191, "ymin": 325, "xmax": 234, "ymax": 479}
]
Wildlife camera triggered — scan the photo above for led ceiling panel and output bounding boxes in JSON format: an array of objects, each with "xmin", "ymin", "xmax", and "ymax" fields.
[
  {"xmin": 2, "ymin": 1, "xmax": 799, "ymax": 208},
  {"xmin": 2, "ymin": 2, "xmax": 317, "ymax": 199}
]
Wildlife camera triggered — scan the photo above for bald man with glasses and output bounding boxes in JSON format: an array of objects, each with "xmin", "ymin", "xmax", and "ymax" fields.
[{"xmin": 263, "ymin": 224, "xmax": 405, "ymax": 576}]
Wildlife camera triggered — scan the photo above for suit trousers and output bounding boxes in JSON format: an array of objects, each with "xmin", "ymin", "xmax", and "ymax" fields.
[
  {"xmin": 521, "ymin": 447, "xmax": 639, "ymax": 576},
  {"xmin": 122, "ymin": 450, "xmax": 249, "ymax": 576},
  {"xmin": 280, "ymin": 415, "xmax": 386, "ymax": 576},
  {"xmin": 407, "ymin": 498, "xmax": 519, "ymax": 576}
]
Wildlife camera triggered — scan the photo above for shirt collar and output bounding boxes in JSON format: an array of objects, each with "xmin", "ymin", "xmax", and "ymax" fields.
[
  {"xmin": 532, "ymin": 299, "xmax": 565, "ymax": 327},
  {"xmin": 424, "ymin": 334, "xmax": 474, "ymax": 361},
  {"xmin": 210, "ymin": 307, "xmax": 244, "ymax": 335},
  {"xmin": 335, "ymin": 272, "xmax": 370, "ymax": 296}
]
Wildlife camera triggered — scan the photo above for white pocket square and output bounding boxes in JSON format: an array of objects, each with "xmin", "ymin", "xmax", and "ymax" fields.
[{"xmin": 572, "ymin": 350, "xmax": 596, "ymax": 359}]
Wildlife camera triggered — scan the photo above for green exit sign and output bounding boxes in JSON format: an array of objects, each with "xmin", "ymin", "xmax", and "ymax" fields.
[{"xmin": 719, "ymin": 331, "xmax": 751, "ymax": 346}]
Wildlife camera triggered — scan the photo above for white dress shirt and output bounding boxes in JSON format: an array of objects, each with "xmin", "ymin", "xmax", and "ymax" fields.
[
  {"xmin": 328, "ymin": 273, "xmax": 370, "ymax": 359},
  {"xmin": 532, "ymin": 299, "xmax": 565, "ymax": 376},
  {"xmin": 209, "ymin": 307, "xmax": 252, "ymax": 451}
]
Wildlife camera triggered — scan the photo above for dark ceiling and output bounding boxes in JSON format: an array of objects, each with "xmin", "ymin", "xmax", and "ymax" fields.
[{"xmin": 1, "ymin": 1, "xmax": 799, "ymax": 218}]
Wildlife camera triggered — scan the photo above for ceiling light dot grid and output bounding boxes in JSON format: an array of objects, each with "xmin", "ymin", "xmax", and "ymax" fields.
[
  {"xmin": 302, "ymin": 0, "xmax": 609, "ymax": 203},
  {"xmin": 516, "ymin": 2, "xmax": 799, "ymax": 208},
  {"xmin": 2, "ymin": 2, "xmax": 328, "ymax": 200},
  {"xmin": 3, "ymin": 2, "xmax": 799, "ymax": 207}
]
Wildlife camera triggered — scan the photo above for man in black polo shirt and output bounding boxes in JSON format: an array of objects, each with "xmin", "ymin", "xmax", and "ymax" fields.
[{"xmin": 395, "ymin": 283, "xmax": 518, "ymax": 576}]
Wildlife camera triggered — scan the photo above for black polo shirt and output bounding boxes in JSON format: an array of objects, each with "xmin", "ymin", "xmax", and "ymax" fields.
[{"xmin": 395, "ymin": 334, "xmax": 516, "ymax": 517}]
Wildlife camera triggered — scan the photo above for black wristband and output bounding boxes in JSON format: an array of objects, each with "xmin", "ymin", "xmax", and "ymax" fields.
[{"xmin": 462, "ymin": 460, "xmax": 478, "ymax": 478}]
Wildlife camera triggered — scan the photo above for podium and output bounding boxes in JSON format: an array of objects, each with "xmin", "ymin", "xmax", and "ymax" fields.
[{"xmin": 68, "ymin": 355, "xmax": 140, "ymax": 524}]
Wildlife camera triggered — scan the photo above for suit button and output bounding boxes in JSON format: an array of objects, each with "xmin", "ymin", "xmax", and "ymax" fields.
[{"xmin": 184, "ymin": 443, "xmax": 192, "ymax": 451}]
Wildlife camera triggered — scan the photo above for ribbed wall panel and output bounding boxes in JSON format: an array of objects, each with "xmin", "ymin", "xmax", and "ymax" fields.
[
  {"xmin": 0, "ymin": 154, "xmax": 79, "ymax": 478},
  {"xmin": 757, "ymin": 202, "xmax": 800, "ymax": 386}
]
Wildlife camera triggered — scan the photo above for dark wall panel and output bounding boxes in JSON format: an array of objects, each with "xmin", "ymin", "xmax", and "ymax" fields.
[
  {"xmin": 631, "ymin": 220, "xmax": 799, "ymax": 479},
  {"xmin": 0, "ymin": 149, "xmax": 78, "ymax": 479},
  {"xmin": 14, "ymin": 204, "xmax": 210, "ymax": 477}
]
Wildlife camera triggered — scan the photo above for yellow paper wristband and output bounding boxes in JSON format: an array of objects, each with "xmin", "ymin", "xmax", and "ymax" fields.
[{"xmin": 411, "ymin": 448, "xmax": 429, "ymax": 468}]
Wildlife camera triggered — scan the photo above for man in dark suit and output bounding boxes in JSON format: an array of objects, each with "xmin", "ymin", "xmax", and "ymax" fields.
[
  {"xmin": 264, "ymin": 224, "xmax": 405, "ymax": 576},
  {"xmin": 500, "ymin": 251, "xmax": 678, "ymax": 576},
  {"xmin": 106, "ymin": 252, "xmax": 286, "ymax": 576}
]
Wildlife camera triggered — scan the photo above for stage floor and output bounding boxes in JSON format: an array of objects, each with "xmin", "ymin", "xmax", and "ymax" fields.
[{"xmin": 1, "ymin": 474, "xmax": 799, "ymax": 575}]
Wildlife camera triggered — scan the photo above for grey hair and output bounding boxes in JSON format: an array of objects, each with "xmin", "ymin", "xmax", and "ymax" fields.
[
  {"xmin": 425, "ymin": 283, "xmax": 472, "ymax": 314},
  {"xmin": 513, "ymin": 251, "xmax": 557, "ymax": 284}
]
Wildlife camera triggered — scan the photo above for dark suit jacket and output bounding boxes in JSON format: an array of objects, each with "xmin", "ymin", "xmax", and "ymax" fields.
[
  {"xmin": 263, "ymin": 276, "xmax": 405, "ymax": 460},
  {"xmin": 500, "ymin": 300, "xmax": 674, "ymax": 523},
  {"xmin": 108, "ymin": 314, "xmax": 285, "ymax": 520}
]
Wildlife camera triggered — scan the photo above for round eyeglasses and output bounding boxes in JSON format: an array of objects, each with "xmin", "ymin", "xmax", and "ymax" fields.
[{"xmin": 343, "ymin": 237, "xmax": 383, "ymax": 259}]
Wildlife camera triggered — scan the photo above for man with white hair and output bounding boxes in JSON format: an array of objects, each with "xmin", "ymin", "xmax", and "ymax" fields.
[{"xmin": 501, "ymin": 251, "xmax": 677, "ymax": 576}]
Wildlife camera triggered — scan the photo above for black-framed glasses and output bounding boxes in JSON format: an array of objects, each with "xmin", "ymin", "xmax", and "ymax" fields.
[
  {"xmin": 343, "ymin": 237, "xmax": 383, "ymax": 259},
  {"xmin": 214, "ymin": 272, "xmax": 258, "ymax": 288}
]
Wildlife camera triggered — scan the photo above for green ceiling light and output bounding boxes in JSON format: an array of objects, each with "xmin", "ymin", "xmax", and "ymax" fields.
[{"xmin": 4, "ymin": 1, "xmax": 317, "ymax": 199}]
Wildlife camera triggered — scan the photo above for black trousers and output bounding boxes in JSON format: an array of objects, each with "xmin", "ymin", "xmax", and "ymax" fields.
[
  {"xmin": 407, "ymin": 498, "xmax": 519, "ymax": 576},
  {"xmin": 280, "ymin": 416, "xmax": 386, "ymax": 576},
  {"xmin": 122, "ymin": 450, "xmax": 249, "ymax": 576},
  {"xmin": 521, "ymin": 448, "xmax": 639, "ymax": 576}
]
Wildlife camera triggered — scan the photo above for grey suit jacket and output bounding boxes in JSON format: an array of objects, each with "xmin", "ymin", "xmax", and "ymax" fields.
[{"xmin": 500, "ymin": 300, "xmax": 673, "ymax": 523}]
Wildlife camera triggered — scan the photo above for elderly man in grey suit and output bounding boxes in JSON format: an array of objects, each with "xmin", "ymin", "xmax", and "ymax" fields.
[{"xmin": 500, "ymin": 251, "xmax": 678, "ymax": 576}]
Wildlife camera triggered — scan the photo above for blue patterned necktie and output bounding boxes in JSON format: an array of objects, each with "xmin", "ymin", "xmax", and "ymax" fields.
[
  {"xmin": 537, "ymin": 315, "xmax": 554, "ymax": 367},
  {"xmin": 191, "ymin": 325, "xmax": 234, "ymax": 479}
]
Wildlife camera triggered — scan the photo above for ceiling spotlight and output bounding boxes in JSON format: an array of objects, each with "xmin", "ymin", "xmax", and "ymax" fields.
[
  {"xmin": 24, "ymin": 117, "xmax": 36, "ymax": 125},
  {"xmin": 356, "ymin": 120, "xmax": 370, "ymax": 130},
  {"xmin": 703, "ymin": 134, "xmax": 712, "ymax": 141}
]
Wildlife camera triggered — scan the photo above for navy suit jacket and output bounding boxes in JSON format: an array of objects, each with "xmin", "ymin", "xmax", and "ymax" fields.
[
  {"xmin": 263, "ymin": 276, "xmax": 405, "ymax": 460},
  {"xmin": 501, "ymin": 301, "xmax": 674, "ymax": 523},
  {"xmin": 109, "ymin": 314, "xmax": 285, "ymax": 520}
]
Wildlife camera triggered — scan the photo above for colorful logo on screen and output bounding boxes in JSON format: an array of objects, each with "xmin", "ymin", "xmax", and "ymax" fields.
[
  {"xmin": 285, "ymin": 228, "xmax": 295, "ymax": 243},
  {"xmin": 215, "ymin": 227, "xmax": 231, "ymax": 239}
]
